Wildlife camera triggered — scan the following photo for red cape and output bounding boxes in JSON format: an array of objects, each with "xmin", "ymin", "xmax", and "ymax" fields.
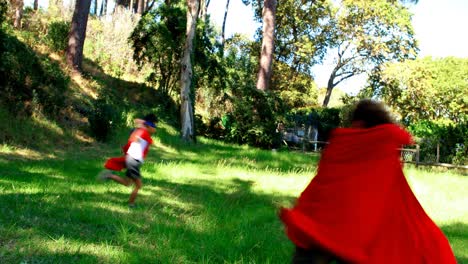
[
  {"xmin": 104, "ymin": 156, "xmax": 126, "ymax": 171},
  {"xmin": 280, "ymin": 124, "xmax": 456, "ymax": 263}
]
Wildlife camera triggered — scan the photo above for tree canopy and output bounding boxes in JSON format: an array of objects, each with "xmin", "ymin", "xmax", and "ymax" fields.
[
  {"xmin": 371, "ymin": 57, "xmax": 468, "ymax": 124},
  {"xmin": 322, "ymin": 0, "xmax": 418, "ymax": 106}
]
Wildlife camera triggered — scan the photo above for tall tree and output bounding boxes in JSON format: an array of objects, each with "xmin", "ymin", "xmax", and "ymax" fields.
[
  {"xmin": 256, "ymin": 0, "xmax": 277, "ymax": 91},
  {"xmin": 272, "ymin": 0, "xmax": 333, "ymax": 106},
  {"xmin": 131, "ymin": 3, "xmax": 186, "ymax": 96},
  {"xmin": 180, "ymin": 0, "xmax": 199, "ymax": 141},
  {"xmin": 92, "ymin": 0, "xmax": 98, "ymax": 15},
  {"xmin": 274, "ymin": 0, "xmax": 332, "ymax": 74},
  {"xmin": 220, "ymin": 0, "xmax": 230, "ymax": 50},
  {"xmin": 371, "ymin": 57, "xmax": 468, "ymax": 123},
  {"xmin": 13, "ymin": 0, "xmax": 23, "ymax": 28},
  {"xmin": 66, "ymin": 0, "xmax": 92, "ymax": 72},
  {"xmin": 198, "ymin": 0, "xmax": 207, "ymax": 19},
  {"xmin": 137, "ymin": 0, "xmax": 144, "ymax": 14},
  {"xmin": 100, "ymin": 0, "xmax": 108, "ymax": 16},
  {"xmin": 33, "ymin": 0, "xmax": 38, "ymax": 10},
  {"xmin": 321, "ymin": 0, "xmax": 417, "ymax": 107}
]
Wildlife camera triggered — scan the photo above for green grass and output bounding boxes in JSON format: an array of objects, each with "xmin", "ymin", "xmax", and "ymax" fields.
[{"xmin": 0, "ymin": 124, "xmax": 467, "ymax": 263}]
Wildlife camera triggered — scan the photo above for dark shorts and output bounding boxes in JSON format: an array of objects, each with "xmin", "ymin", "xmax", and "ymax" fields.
[
  {"xmin": 292, "ymin": 247, "xmax": 343, "ymax": 264},
  {"xmin": 125, "ymin": 155, "xmax": 142, "ymax": 180}
]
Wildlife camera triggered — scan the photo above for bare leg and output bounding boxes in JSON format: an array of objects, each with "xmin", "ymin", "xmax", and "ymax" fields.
[
  {"xmin": 108, "ymin": 174, "xmax": 132, "ymax": 186},
  {"xmin": 128, "ymin": 178, "xmax": 142, "ymax": 205}
]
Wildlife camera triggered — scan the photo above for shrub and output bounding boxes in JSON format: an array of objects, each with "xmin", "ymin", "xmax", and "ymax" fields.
[
  {"xmin": 286, "ymin": 107, "xmax": 342, "ymax": 142},
  {"xmin": 84, "ymin": 9, "xmax": 144, "ymax": 80},
  {"xmin": 88, "ymin": 97, "xmax": 119, "ymax": 142},
  {"xmin": 408, "ymin": 120, "xmax": 468, "ymax": 165},
  {"xmin": 0, "ymin": 31, "xmax": 68, "ymax": 116},
  {"xmin": 46, "ymin": 21, "xmax": 70, "ymax": 51},
  {"xmin": 0, "ymin": 0, "xmax": 7, "ymax": 26},
  {"xmin": 221, "ymin": 88, "xmax": 285, "ymax": 149}
]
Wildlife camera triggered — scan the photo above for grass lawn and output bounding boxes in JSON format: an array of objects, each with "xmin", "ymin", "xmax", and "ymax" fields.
[{"xmin": 0, "ymin": 124, "xmax": 467, "ymax": 263}]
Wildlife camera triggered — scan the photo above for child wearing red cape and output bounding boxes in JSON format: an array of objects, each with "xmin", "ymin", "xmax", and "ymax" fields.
[
  {"xmin": 99, "ymin": 114, "xmax": 157, "ymax": 207},
  {"xmin": 280, "ymin": 99, "xmax": 456, "ymax": 264}
]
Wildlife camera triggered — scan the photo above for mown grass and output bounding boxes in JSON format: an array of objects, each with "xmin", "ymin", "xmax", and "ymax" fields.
[{"xmin": 0, "ymin": 123, "xmax": 467, "ymax": 263}]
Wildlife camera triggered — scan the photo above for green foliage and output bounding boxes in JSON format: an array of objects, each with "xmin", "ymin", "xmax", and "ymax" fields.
[
  {"xmin": 318, "ymin": 87, "xmax": 346, "ymax": 108},
  {"xmin": 88, "ymin": 97, "xmax": 119, "ymax": 142},
  {"xmin": 197, "ymin": 34, "xmax": 257, "ymax": 118},
  {"xmin": 373, "ymin": 57, "xmax": 468, "ymax": 124},
  {"xmin": 46, "ymin": 21, "xmax": 70, "ymax": 51},
  {"xmin": 130, "ymin": 3, "xmax": 186, "ymax": 96},
  {"xmin": 272, "ymin": 61, "xmax": 319, "ymax": 109},
  {"xmin": 322, "ymin": 0, "xmax": 418, "ymax": 105},
  {"xmin": 408, "ymin": 120, "xmax": 468, "ymax": 165},
  {"xmin": 0, "ymin": 0, "xmax": 7, "ymax": 25},
  {"xmin": 254, "ymin": 0, "xmax": 331, "ymax": 108},
  {"xmin": 275, "ymin": 0, "xmax": 333, "ymax": 70},
  {"xmin": 84, "ymin": 10, "xmax": 142, "ymax": 80},
  {"xmin": 225, "ymin": 88, "xmax": 284, "ymax": 148},
  {"xmin": 336, "ymin": 0, "xmax": 418, "ymax": 64},
  {"xmin": 0, "ymin": 30, "xmax": 68, "ymax": 117},
  {"xmin": 194, "ymin": 34, "xmax": 286, "ymax": 148}
]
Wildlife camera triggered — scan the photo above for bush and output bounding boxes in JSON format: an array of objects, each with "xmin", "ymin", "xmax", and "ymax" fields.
[
  {"xmin": 286, "ymin": 107, "xmax": 342, "ymax": 142},
  {"xmin": 84, "ymin": 10, "xmax": 144, "ymax": 80},
  {"xmin": 0, "ymin": 0, "xmax": 7, "ymax": 26},
  {"xmin": 408, "ymin": 120, "xmax": 468, "ymax": 165},
  {"xmin": 46, "ymin": 21, "xmax": 70, "ymax": 51},
  {"xmin": 0, "ymin": 31, "xmax": 68, "ymax": 116},
  {"xmin": 88, "ymin": 97, "xmax": 119, "ymax": 142},
  {"xmin": 221, "ymin": 88, "xmax": 285, "ymax": 149}
]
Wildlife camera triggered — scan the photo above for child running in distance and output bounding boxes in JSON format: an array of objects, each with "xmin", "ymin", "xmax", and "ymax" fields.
[{"xmin": 99, "ymin": 114, "xmax": 158, "ymax": 208}]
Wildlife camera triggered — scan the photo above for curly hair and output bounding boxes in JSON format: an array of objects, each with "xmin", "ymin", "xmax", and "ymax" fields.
[
  {"xmin": 143, "ymin": 113, "xmax": 158, "ymax": 124},
  {"xmin": 351, "ymin": 99, "xmax": 395, "ymax": 128}
]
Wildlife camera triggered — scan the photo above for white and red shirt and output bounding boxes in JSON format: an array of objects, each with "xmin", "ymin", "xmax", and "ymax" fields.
[{"xmin": 124, "ymin": 128, "xmax": 153, "ymax": 162}]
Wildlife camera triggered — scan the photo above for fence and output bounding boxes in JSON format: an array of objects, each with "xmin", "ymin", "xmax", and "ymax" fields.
[
  {"xmin": 280, "ymin": 127, "xmax": 467, "ymax": 170},
  {"xmin": 280, "ymin": 126, "xmax": 328, "ymax": 152},
  {"xmin": 400, "ymin": 145, "xmax": 420, "ymax": 164}
]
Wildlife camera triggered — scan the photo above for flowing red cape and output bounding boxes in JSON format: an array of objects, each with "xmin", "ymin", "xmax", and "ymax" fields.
[
  {"xmin": 280, "ymin": 124, "xmax": 456, "ymax": 263},
  {"xmin": 104, "ymin": 156, "xmax": 126, "ymax": 171}
]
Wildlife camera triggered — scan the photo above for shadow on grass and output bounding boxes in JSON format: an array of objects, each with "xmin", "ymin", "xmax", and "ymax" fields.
[
  {"xmin": 441, "ymin": 222, "xmax": 468, "ymax": 263},
  {"xmin": 0, "ymin": 160, "xmax": 295, "ymax": 263},
  {"xmin": 151, "ymin": 125, "xmax": 320, "ymax": 174},
  {"xmin": 1, "ymin": 151, "xmax": 466, "ymax": 263}
]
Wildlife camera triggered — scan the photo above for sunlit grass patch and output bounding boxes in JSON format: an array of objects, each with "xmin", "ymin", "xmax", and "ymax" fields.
[{"xmin": 0, "ymin": 132, "xmax": 466, "ymax": 263}]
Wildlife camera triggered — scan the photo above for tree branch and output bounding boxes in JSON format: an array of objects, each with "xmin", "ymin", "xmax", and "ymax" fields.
[{"xmin": 333, "ymin": 71, "xmax": 361, "ymax": 87}]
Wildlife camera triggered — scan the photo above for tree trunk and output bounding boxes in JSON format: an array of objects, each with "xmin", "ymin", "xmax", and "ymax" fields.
[
  {"xmin": 14, "ymin": 0, "xmax": 24, "ymax": 29},
  {"xmin": 322, "ymin": 74, "xmax": 335, "ymax": 107},
  {"xmin": 33, "ymin": 0, "xmax": 38, "ymax": 10},
  {"xmin": 198, "ymin": 0, "xmax": 208, "ymax": 20},
  {"xmin": 221, "ymin": 0, "xmax": 230, "ymax": 50},
  {"xmin": 256, "ymin": 0, "xmax": 277, "ymax": 91},
  {"xmin": 180, "ymin": 0, "xmax": 199, "ymax": 142},
  {"xmin": 100, "ymin": 0, "xmax": 108, "ymax": 16},
  {"xmin": 147, "ymin": 0, "xmax": 156, "ymax": 11},
  {"xmin": 93, "ymin": 0, "xmax": 98, "ymax": 15},
  {"xmin": 137, "ymin": 0, "xmax": 144, "ymax": 14},
  {"xmin": 66, "ymin": 0, "xmax": 92, "ymax": 72}
]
